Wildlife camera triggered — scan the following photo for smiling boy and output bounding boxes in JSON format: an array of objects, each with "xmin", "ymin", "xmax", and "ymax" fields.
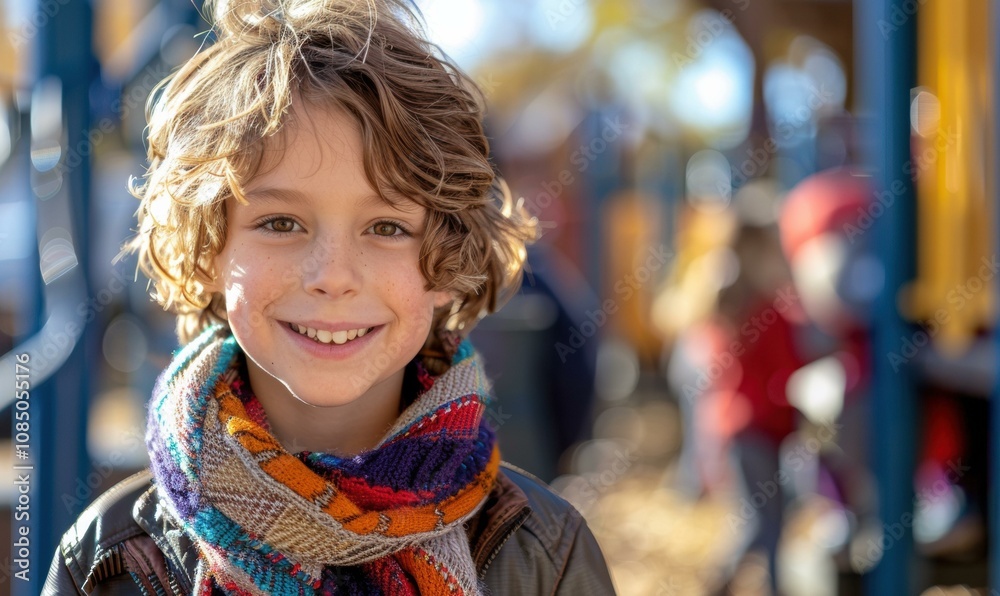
[
  {"xmin": 43, "ymin": 0, "xmax": 615, "ymax": 594},
  {"xmin": 211, "ymin": 102, "xmax": 455, "ymax": 456}
]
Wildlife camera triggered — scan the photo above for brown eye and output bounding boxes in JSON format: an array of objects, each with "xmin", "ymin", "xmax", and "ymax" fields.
[
  {"xmin": 264, "ymin": 218, "xmax": 297, "ymax": 233},
  {"xmin": 373, "ymin": 222, "xmax": 399, "ymax": 236}
]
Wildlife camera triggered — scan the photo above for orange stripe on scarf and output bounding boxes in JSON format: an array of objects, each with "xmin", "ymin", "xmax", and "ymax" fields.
[{"xmin": 397, "ymin": 547, "xmax": 463, "ymax": 595}]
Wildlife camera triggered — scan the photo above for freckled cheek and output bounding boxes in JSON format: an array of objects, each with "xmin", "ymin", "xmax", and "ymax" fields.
[
  {"xmin": 370, "ymin": 251, "xmax": 421, "ymax": 282},
  {"xmin": 226, "ymin": 285, "xmax": 280, "ymax": 337},
  {"xmin": 222, "ymin": 283, "xmax": 251, "ymax": 332},
  {"xmin": 223, "ymin": 262, "xmax": 283, "ymax": 324}
]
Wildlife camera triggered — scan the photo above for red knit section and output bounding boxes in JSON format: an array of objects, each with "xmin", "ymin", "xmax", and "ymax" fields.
[
  {"xmin": 339, "ymin": 475, "xmax": 436, "ymax": 509},
  {"xmin": 387, "ymin": 397, "xmax": 484, "ymax": 444},
  {"xmin": 368, "ymin": 557, "xmax": 421, "ymax": 596}
]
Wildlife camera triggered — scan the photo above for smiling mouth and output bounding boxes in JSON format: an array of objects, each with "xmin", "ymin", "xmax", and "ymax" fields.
[{"xmin": 288, "ymin": 323, "xmax": 376, "ymax": 345}]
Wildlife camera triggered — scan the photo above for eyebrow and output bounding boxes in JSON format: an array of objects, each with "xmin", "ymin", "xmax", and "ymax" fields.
[
  {"xmin": 244, "ymin": 187, "xmax": 391, "ymax": 210},
  {"xmin": 243, "ymin": 186, "xmax": 309, "ymax": 204}
]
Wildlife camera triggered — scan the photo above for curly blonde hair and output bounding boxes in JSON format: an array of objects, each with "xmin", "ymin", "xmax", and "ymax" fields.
[{"xmin": 122, "ymin": 0, "xmax": 537, "ymax": 367}]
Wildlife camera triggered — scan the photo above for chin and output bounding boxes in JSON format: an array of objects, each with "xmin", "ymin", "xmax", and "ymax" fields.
[
  {"xmin": 299, "ymin": 395, "xmax": 362, "ymax": 409},
  {"xmin": 284, "ymin": 385, "xmax": 364, "ymax": 408}
]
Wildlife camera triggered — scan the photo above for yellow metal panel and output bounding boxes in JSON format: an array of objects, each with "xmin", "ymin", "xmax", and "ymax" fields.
[{"xmin": 909, "ymin": 0, "xmax": 995, "ymax": 355}]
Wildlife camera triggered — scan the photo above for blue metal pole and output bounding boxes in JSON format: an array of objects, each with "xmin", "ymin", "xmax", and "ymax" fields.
[
  {"xmin": 855, "ymin": 0, "xmax": 918, "ymax": 594},
  {"xmin": 17, "ymin": 2, "xmax": 97, "ymax": 595}
]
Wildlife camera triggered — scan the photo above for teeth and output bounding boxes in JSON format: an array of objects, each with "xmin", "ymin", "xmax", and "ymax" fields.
[{"xmin": 292, "ymin": 324, "xmax": 372, "ymax": 345}]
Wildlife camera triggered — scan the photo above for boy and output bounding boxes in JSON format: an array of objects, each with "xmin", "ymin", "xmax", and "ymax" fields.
[{"xmin": 43, "ymin": 0, "xmax": 616, "ymax": 594}]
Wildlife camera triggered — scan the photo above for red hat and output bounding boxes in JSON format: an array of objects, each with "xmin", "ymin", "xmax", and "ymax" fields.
[{"xmin": 780, "ymin": 168, "xmax": 872, "ymax": 259}]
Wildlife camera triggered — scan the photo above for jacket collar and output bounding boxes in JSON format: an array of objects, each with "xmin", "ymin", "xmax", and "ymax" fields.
[
  {"xmin": 469, "ymin": 465, "xmax": 533, "ymax": 575},
  {"xmin": 133, "ymin": 466, "xmax": 531, "ymax": 591}
]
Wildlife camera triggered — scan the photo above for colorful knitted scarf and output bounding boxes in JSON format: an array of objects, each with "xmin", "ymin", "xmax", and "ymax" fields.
[{"xmin": 146, "ymin": 325, "xmax": 500, "ymax": 595}]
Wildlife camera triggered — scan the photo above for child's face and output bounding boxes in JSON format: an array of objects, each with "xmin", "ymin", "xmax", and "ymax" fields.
[{"xmin": 208, "ymin": 102, "xmax": 453, "ymax": 410}]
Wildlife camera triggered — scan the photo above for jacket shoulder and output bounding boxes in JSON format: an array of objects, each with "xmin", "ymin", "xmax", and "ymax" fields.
[
  {"xmin": 500, "ymin": 463, "xmax": 573, "ymax": 516},
  {"xmin": 498, "ymin": 462, "xmax": 585, "ymax": 557},
  {"xmin": 47, "ymin": 469, "xmax": 155, "ymax": 593},
  {"xmin": 489, "ymin": 463, "xmax": 617, "ymax": 594}
]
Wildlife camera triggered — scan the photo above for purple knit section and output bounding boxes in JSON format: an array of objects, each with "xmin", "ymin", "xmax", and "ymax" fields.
[
  {"xmin": 364, "ymin": 436, "xmax": 466, "ymax": 493},
  {"xmin": 151, "ymin": 368, "xmax": 170, "ymax": 407},
  {"xmin": 313, "ymin": 424, "xmax": 495, "ymax": 500},
  {"xmin": 146, "ymin": 418, "xmax": 200, "ymax": 518}
]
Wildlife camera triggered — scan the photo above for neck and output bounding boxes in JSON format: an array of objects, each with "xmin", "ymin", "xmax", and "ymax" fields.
[{"xmin": 248, "ymin": 366, "xmax": 406, "ymax": 456}]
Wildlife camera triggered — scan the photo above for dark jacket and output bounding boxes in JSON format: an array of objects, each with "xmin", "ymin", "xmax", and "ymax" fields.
[{"xmin": 43, "ymin": 463, "xmax": 616, "ymax": 595}]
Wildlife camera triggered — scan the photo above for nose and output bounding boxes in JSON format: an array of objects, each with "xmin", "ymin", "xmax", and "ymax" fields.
[{"xmin": 301, "ymin": 235, "xmax": 363, "ymax": 297}]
